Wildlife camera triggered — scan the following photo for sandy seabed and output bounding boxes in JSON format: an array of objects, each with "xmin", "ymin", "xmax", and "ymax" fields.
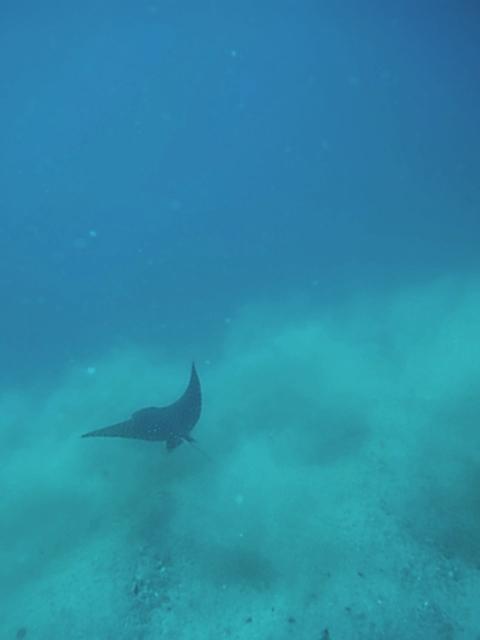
[{"xmin": 2, "ymin": 276, "xmax": 480, "ymax": 639}]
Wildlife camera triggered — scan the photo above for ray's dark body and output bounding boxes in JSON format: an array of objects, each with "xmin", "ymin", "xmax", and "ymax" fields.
[{"xmin": 82, "ymin": 363, "xmax": 201, "ymax": 450}]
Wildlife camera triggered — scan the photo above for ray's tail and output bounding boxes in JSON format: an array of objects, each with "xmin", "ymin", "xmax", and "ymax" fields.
[{"xmin": 185, "ymin": 438, "xmax": 214, "ymax": 462}]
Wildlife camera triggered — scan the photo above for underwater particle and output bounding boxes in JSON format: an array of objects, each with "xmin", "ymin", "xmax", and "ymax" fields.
[
  {"xmin": 132, "ymin": 580, "xmax": 142, "ymax": 596},
  {"xmin": 234, "ymin": 493, "xmax": 244, "ymax": 506},
  {"xmin": 287, "ymin": 616, "xmax": 296, "ymax": 624},
  {"xmin": 230, "ymin": 49, "xmax": 238, "ymax": 57},
  {"xmin": 16, "ymin": 629, "xmax": 27, "ymax": 640},
  {"xmin": 86, "ymin": 366, "xmax": 96, "ymax": 376},
  {"xmin": 88, "ymin": 229, "xmax": 97, "ymax": 238}
]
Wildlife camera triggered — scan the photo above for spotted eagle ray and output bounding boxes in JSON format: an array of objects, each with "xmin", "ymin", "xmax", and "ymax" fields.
[{"xmin": 81, "ymin": 363, "xmax": 201, "ymax": 451}]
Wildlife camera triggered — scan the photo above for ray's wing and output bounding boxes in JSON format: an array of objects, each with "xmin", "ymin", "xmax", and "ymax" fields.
[
  {"xmin": 168, "ymin": 362, "xmax": 202, "ymax": 435},
  {"xmin": 81, "ymin": 419, "xmax": 135, "ymax": 439}
]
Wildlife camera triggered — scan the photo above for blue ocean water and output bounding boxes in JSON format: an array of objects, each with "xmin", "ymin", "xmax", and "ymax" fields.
[
  {"xmin": 1, "ymin": 2, "xmax": 480, "ymax": 638},
  {"xmin": 1, "ymin": 0, "xmax": 478, "ymax": 384}
]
